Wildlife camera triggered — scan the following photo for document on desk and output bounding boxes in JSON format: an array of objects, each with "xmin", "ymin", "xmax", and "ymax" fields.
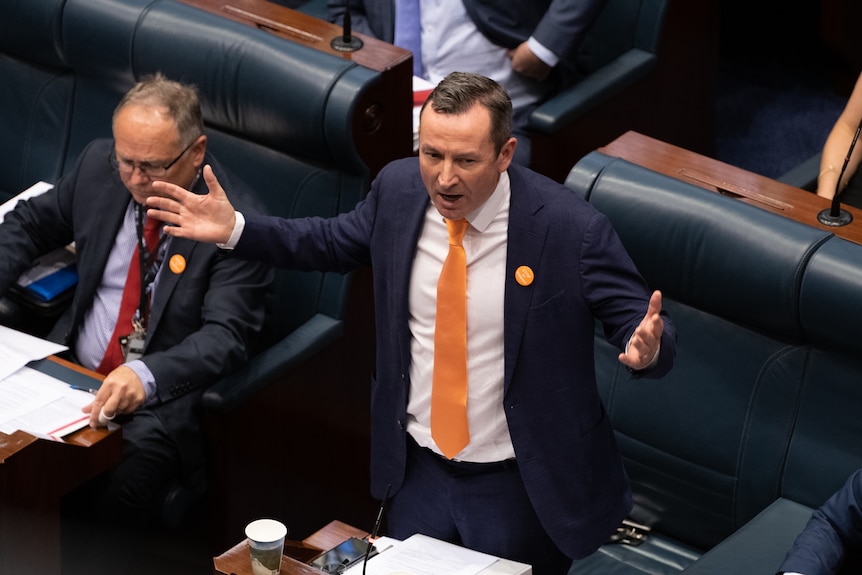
[
  {"xmin": 343, "ymin": 533, "xmax": 497, "ymax": 575},
  {"xmin": 0, "ymin": 325, "xmax": 68, "ymax": 381},
  {"xmin": 0, "ymin": 366, "xmax": 93, "ymax": 439}
]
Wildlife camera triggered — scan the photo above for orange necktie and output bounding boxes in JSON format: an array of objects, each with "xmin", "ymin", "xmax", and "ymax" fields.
[
  {"xmin": 97, "ymin": 212, "xmax": 160, "ymax": 375},
  {"xmin": 431, "ymin": 218, "xmax": 469, "ymax": 459}
]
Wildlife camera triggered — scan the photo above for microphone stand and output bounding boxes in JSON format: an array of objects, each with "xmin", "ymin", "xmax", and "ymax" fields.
[
  {"xmin": 331, "ymin": 2, "xmax": 363, "ymax": 52},
  {"xmin": 362, "ymin": 484, "xmax": 390, "ymax": 575},
  {"xmin": 817, "ymin": 116, "xmax": 862, "ymax": 227}
]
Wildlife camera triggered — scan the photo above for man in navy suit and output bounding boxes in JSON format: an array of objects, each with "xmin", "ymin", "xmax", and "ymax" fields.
[
  {"xmin": 329, "ymin": 0, "xmax": 606, "ymax": 166},
  {"xmin": 778, "ymin": 468, "xmax": 862, "ymax": 575},
  {"xmin": 149, "ymin": 71, "xmax": 676, "ymax": 574},
  {"xmin": 0, "ymin": 74, "xmax": 271, "ymax": 535}
]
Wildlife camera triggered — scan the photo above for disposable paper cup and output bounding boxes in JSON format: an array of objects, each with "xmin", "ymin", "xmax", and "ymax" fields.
[{"xmin": 245, "ymin": 518, "xmax": 287, "ymax": 575}]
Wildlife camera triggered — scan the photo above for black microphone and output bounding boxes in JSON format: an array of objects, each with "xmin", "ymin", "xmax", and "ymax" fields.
[
  {"xmin": 331, "ymin": 1, "xmax": 363, "ymax": 52},
  {"xmin": 817, "ymin": 116, "xmax": 862, "ymax": 227},
  {"xmin": 362, "ymin": 484, "xmax": 391, "ymax": 575}
]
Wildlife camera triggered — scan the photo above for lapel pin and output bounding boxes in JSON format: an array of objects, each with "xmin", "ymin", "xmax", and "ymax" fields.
[
  {"xmin": 169, "ymin": 254, "xmax": 186, "ymax": 274},
  {"xmin": 515, "ymin": 265, "xmax": 534, "ymax": 286}
]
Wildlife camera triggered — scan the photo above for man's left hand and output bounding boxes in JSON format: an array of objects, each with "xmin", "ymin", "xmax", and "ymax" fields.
[
  {"xmin": 618, "ymin": 290, "xmax": 664, "ymax": 371},
  {"xmin": 507, "ymin": 42, "xmax": 552, "ymax": 81}
]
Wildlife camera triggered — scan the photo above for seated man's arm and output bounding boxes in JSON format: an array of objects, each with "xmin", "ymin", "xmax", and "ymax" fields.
[{"xmin": 778, "ymin": 468, "xmax": 862, "ymax": 575}]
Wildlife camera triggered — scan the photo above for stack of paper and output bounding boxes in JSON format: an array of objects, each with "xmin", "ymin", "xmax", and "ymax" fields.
[
  {"xmin": 343, "ymin": 533, "xmax": 531, "ymax": 575},
  {"xmin": 0, "ymin": 325, "xmax": 96, "ymax": 439}
]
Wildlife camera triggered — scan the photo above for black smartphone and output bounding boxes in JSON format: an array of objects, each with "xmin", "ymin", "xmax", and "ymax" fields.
[{"xmin": 309, "ymin": 537, "xmax": 377, "ymax": 573}]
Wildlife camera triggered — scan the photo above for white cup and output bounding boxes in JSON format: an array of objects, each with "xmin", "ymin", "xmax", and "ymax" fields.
[{"xmin": 245, "ymin": 518, "xmax": 287, "ymax": 575}]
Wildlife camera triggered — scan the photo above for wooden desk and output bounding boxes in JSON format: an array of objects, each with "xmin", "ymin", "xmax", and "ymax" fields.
[
  {"xmin": 0, "ymin": 356, "xmax": 122, "ymax": 575},
  {"xmin": 213, "ymin": 520, "xmax": 368, "ymax": 575},
  {"xmin": 598, "ymin": 131, "xmax": 862, "ymax": 246}
]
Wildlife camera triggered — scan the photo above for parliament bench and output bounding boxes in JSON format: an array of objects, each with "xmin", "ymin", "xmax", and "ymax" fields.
[
  {"xmin": 562, "ymin": 153, "xmax": 862, "ymax": 574},
  {"xmin": 0, "ymin": 0, "xmax": 408, "ymax": 542}
]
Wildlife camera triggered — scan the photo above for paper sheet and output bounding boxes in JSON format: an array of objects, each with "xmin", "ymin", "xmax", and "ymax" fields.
[
  {"xmin": 343, "ymin": 534, "xmax": 496, "ymax": 575},
  {"xmin": 0, "ymin": 325, "xmax": 68, "ymax": 381},
  {"xmin": 0, "ymin": 366, "xmax": 93, "ymax": 439}
]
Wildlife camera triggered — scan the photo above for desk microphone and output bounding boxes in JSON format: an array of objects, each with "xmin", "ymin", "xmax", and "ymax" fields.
[
  {"xmin": 331, "ymin": 1, "xmax": 363, "ymax": 52},
  {"xmin": 362, "ymin": 484, "xmax": 391, "ymax": 575},
  {"xmin": 817, "ymin": 116, "xmax": 862, "ymax": 227}
]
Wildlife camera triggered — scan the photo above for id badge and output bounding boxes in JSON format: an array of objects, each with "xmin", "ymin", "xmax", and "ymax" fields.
[{"xmin": 119, "ymin": 330, "xmax": 146, "ymax": 363}]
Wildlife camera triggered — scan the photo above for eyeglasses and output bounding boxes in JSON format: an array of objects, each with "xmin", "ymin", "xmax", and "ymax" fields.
[{"xmin": 110, "ymin": 138, "xmax": 197, "ymax": 178}]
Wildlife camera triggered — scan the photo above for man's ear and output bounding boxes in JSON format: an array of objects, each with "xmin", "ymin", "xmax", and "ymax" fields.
[
  {"xmin": 191, "ymin": 135, "xmax": 207, "ymax": 167},
  {"xmin": 497, "ymin": 137, "xmax": 518, "ymax": 172}
]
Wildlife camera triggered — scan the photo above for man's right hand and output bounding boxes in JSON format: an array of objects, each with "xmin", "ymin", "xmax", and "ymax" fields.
[{"xmin": 148, "ymin": 164, "xmax": 237, "ymax": 245}]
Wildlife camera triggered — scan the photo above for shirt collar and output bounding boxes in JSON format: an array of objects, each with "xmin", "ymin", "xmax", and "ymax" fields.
[{"xmin": 465, "ymin": 170, "xmax": 510, "ymax": 233}]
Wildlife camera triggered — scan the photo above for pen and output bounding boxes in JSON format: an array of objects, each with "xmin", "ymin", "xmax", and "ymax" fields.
[{"xmin": 69, "ymin": 385, "xmax": 97, "ymax": 394}]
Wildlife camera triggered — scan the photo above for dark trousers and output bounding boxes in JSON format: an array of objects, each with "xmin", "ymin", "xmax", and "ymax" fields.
[
  {"xmin": 62, "ymin": 410, "xmax": 183, "ymax": 575},
  {"xmin": 387, "ymin": 436, "xmax": 572, "ymax": 575}
]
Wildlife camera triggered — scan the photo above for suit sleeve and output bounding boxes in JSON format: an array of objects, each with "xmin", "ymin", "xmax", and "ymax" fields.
[
  {"xmin": 579, "ymin": 208, "xmax": 676, "ymax": 379},
  {"xmin": 0, "ymin": 150, "xmax": 80, "ymax": 296},
  {"xmin": 778, "ymin": 469, "xmax": 862, "ymax": 575},
  {"xmin": 531, "ymin": 0, "xmax": 607, "ymax": 60},
  {"xmin": 142, "ymin": 247, "xmax": 272, "ymax": 402}
]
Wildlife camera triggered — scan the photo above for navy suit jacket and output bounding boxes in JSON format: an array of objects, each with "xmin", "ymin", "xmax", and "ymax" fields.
[
  {"xmin": 0, "ymin": 139, "xmax": 271, "ymax": 474},
  {"xmin": 779, "ymin": 468, "xmax": 862, "ymax": 575},
  {"xmin": 328, "ymin": 0, "xmax": 606, "ymax": 73},
  {"xmin": 233, "ymin": 157, "xmax": 677, "ymax": 559}
]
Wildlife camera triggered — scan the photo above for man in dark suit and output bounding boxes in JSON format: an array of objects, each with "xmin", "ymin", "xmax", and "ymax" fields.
[
  {"xmin": 148, "ymin": 71, "xmax": 676, "ymax": 574},
  {"xmin": 778, "ymin": 468, "xmax": 862, "ymax": 575},
  {"xmin": 329, "ymin": 0, "xmax": 606, "ymax": 165},
  {"xmin": 0, "ymin": 74, "xmax": 271, "ymax": 534}
]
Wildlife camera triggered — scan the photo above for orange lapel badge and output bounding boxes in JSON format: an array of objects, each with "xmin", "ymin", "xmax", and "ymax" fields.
[
  {"xmin": 515, "ymin": 265, "xmax": 534, "ymax": 286},
  {"xmin": 169, "ymin": 254, "xmax": 186, "ymax": 274}
]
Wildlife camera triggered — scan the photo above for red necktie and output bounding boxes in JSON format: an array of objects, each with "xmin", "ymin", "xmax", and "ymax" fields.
[
  {"xmin": 431, "ymin": 218, "xmax": 469, "ymax": 459},
  {"xmin": 97, "ymin": 213, "xmax": 160, "ymax": 375}
]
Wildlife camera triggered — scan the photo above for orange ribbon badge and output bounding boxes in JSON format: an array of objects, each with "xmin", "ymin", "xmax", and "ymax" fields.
[
  {"xmin": 169, "ymin": 254, "xmax": 186, "ymax": 274},
  {"xmin": 515, "ymin": 265, "xmax": 534, "ymax": 286}
]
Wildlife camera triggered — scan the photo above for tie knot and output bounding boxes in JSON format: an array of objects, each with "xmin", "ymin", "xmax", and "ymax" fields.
[{"xmin": 446, "ymin": 218, "xmax": 468, "ymax": 246}]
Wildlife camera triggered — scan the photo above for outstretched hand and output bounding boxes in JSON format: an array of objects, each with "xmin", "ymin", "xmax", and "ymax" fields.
[
  {"xmin": 147, "ymin": 165, "xmax": 236, "ymax": 244},
  {"xmin": 618, "ymin": 290, "xmax": 664, "ymax": 371}
]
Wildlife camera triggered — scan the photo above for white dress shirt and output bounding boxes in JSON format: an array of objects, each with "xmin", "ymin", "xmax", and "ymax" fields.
[{"xmin": 406, "ymin": 171, "xmax": 514, "ymax": 462}]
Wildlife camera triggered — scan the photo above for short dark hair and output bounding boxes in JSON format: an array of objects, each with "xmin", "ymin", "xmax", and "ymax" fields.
[
  {"xmin": 421, "ymin": 72, "xmax": 513, "ymax": 154},
  {"xmin": 113, "ymin": 72, "xmax": 204, "ymax": 147}
]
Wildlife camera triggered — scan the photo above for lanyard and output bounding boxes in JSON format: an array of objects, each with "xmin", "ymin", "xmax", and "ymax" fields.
[{"xmin": 134, "ymin": 204, "xmax": 167, "ymax": 331}]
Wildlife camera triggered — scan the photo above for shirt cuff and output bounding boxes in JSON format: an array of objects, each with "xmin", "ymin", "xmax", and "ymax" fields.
[
  {"xmin": 216, "ymin": 211, "xmax": 245, "ymax": 250},
  {"xmin": 625, "ymin": 338, "xmax": 661, "ymax": 370},
  {"xmin": 527, "ymin": 36, "xmax": 559, "ymax": 68},
  {"xmin": 126, "ymin": 359, "xmax": 157, "ymax": 406}
]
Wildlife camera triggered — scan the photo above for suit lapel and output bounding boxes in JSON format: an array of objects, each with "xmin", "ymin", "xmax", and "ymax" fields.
[
  {"xmin": 394, "ymin": 173, "xmax": 431, "ymax": 371},
  {"xmin": 145, "ymin": 237, "xmax": 196, "ymax": 341},
  {"xmin": 503, "ymin": 167, "xmax": 548, "ymax": 392}
]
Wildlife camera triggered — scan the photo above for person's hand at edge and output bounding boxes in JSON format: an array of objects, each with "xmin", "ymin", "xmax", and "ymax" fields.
[
  {"xmin": 148, "ymin": 164, "xmax": 236, "ymax": 245},
  {"xmin": 618, "ymin": 290, "xmax": 664, "ymax": 371},
  {"xmin": 507, "ymin": 41, "xmax": 552, "ymax": 81}
]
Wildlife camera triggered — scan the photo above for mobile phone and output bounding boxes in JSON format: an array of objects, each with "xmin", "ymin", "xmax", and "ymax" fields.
[{"xmin": 309, "ymin": 537, "xmax": 376, "ymax": 573}]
